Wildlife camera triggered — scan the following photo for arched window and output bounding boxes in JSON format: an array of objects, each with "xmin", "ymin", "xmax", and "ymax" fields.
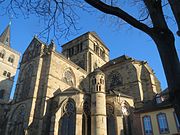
[
  {"xmin": 8, "ymin": 55, "xmax": 15, "ymax": 63},
  {"xmin": 100, "ymin": 76, "xmax": 104, "ymax": 84},
  {"xmin": 59, "ymin": 100, "xmax": 76, "ymax": 135},
  {"xmin": 0, "ymin": 50, "xmax": 5, "ymax": 59},
  {"xmin": 8, "ymin": 104, "xmax": 26, "ymax": 135},
  {"xmin": 121, "ymin": 101, "xmax": 131, "ymax": 135},
  {"xmin": 93, "ymin": 42, "xmax": 100, "ymax": 55},
  {"xmin": 0, "ymin": 89, "xmax": 5, "ymax": 99},
  {"xmin": 82, "ymin": 101, "xmax": 91, "ymax": 135},
  {"xmin": 157, "ymin": 113, "xmax": 169, "ymax": 134},
  {"xmin": 142, "ymin": 115, "xmax": 153, "ymax": 135},
  {"xmin": 3, "ymin": 71, "xmax": 7, "ymax": 76},
  {"xmin": 106, "ymin": 104, "xmax": 116, "ymax": 135},
  {"xmin": 94, "ymin": 62, "xmax": 98, "ymax": 70},
  {"xmin": 99, "ymin": 48, "xmax": 105, "ymax": 59},
  {"xmin": 64, "ymin": 69, "xmax": 75, "ymax": 86},
  {"xmin": 174, "ymin": 112, "xmax": 180, "ymax": 132}
]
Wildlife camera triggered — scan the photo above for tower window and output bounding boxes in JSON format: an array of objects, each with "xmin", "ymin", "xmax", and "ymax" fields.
[
  {"xmin": 8, "ymin": 55, "xmax": 14, "ymax": 63},
  {"xmin": 100, "ymin": 77, "xmax": 104, "ymax": 84},
  {"xmin": 3, "ymin": 71, "xmax": 7, "ymax": 76},
  {"xmin": 79, "ymin": 43, "xmax": 83, "ymax": 51},
  {"xmin": 0, "ymin": 50, "xmax": 5, "ymax": 59},
  {"xmin": 7, "ymin": 72, "xmax": 11, "ymax": 78},
  {"xmin": 3, "ymin": 71, "xmax": 11, "ymax": 78},
  {"xmin": 98, "ymin": 85, "xmax": 101, "ymax": 91}
]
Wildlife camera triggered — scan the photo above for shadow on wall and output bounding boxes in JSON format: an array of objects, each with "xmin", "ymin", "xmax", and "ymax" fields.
[
  {"xmin": 25, "ymin": 88, "xmax": 61, "ymax": 135},
  {"xmin": 0, "ymin": 102, "xmax": 10, "ymax": 135}
]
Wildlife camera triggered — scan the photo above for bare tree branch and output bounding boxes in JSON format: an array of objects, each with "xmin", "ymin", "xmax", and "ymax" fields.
[
  {"xmin": 85, "ymin": 0, "xmax": 152, "ymax": 35},
  {"xmin": 168, "ymin": 0, "xmax": 180, "ymax": 36}
]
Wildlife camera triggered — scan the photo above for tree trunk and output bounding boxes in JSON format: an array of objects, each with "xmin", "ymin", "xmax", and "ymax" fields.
[{"xmin": 152, "ymin": 29, "xmax": 180, "ymax": 121}]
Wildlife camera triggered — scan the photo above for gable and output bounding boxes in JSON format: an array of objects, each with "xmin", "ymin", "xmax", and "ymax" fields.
[{"xmin": 21, "ymin": 37, "xmax": 43, "ymax": 64}]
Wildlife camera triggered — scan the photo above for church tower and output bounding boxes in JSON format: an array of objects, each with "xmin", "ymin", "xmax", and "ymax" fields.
[
  {"xmin": 0, "ymin": 24, "xmax": 20, "ymax": 102},
  {"xmin": 90, "ymin": 68, "xmax": 107, "ymax": 135},
  {"xmin": 62, "ymin": 32, "xmax": 109, "ymax": 73}
]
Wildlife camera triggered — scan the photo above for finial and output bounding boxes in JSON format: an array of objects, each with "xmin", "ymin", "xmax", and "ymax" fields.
[
  {"xmin": 9, "ymin": 21, "xmax": 11, "ymax": 26},
  {"xmin": 9, "ymin": 15, "xmax": 13, "ymax": 26}
]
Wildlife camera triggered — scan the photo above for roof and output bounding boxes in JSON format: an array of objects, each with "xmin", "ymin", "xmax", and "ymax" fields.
[
  {"xmin": 135, "ymin": 99, "xmax": 172, "ymax": 113},
  {"xmin": 101, "ymin": 55, "xmax": 135, "ymax": 69},
  {"xmin": 0, "ymin": 24, "xmax": 11, "ymax": 47},
  {"xmin": 53, "ymin": 87, "xmax": 84, "ymax": 97}
]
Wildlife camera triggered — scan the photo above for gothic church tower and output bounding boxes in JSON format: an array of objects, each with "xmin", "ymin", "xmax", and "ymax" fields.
[
  {"xmin": 62, "ymin": 32, "xmax": 109, "ymax": 73},
  {"xmin": 0, "ymin": 24, "xmax": 20, "ymax": 102}
]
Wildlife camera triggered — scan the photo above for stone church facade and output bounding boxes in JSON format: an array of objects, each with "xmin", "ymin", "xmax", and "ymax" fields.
[{"xmin": 2, "ymin": 32, "xmax": 162, "ymax": 135}]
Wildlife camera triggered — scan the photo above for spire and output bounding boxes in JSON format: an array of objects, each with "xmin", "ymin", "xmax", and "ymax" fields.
[{"xmin": 0, "ymin": 24, "xmax": 11, "ymax": 47}]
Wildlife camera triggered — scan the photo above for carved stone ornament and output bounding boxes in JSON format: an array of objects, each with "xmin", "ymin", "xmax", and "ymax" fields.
[{"xmin": 63, "ymin": 101, "xmax": 75, "ymax": 115}]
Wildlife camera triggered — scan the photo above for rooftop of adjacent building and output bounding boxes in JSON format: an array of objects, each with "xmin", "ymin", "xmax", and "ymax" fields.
[{"xmin": 135, "ymin": 88, "xmax": 171, "ymax": 113}]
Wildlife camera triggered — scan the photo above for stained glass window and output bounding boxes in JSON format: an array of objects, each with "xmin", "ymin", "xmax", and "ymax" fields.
[
  {"xmin": 108, "ymin": 71, "xmax": 122, "ymax": 88},
  {"xmin": 64, "ymin": 70, "xmax": 74, "ymax": 86},
  {"xmin": 82, "ymin": 101, "xmax": 91, "ymax": 135},
  {"xmin": 106, "ymin": 104, "xmax": 116, "ymax": 135},
  {"xmin": 59, "ymin": 100, "xmax": 76, "ymax": 135}
]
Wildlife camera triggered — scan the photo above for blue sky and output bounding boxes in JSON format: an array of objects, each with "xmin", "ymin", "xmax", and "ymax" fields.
[{"xmin": 0, "ymin": 6, "xmax": 180, "ymax": 98}]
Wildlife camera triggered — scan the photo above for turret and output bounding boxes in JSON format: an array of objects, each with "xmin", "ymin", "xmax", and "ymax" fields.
[{"xmin": 90, "ymin": 68, "xmax": 107, "ymax": 135}]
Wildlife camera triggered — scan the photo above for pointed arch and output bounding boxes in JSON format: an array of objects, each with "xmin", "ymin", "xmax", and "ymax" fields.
[
  {"xmin": 63, "ymin": 68, "xmax": 76, "ymax": 87},
  {"xmin": 8, "ymin": 104, "xmax": 26, "ymax": 135},
  {"xmin": 121, "ymin": 101, "xmax": 132, "ymax": 135},
  {"xmin": 58, "ymin": 98, "xmax": 76, "ymax": 135},
  {"xmin": 106, "ymin": 103, "xmax": 117, "ymax": 135},
  {"xmin": 82, "ymin": 100, "xmax": 91, "ymax": 135}
]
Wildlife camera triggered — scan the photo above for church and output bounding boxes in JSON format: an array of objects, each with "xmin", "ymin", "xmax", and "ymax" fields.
[{"xmin": 0, "ymin": 25, "xmax": 179, "ymax": 135}]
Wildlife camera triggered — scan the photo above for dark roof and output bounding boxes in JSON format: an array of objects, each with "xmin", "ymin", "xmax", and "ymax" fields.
[
  {"xmin": 0, "ymin": 24, "xmax": 10, "ymax": 47},
  {"xmin": 160, "ymin": 88, "xmax": 169, "ymax": 95},
  {"xmin": 135, "ymin": 99, "xmax": 172, "ymax": 113},
  {"xmin": 101, "ymin": 55, "xmax": 137, "ymax": 70}
]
